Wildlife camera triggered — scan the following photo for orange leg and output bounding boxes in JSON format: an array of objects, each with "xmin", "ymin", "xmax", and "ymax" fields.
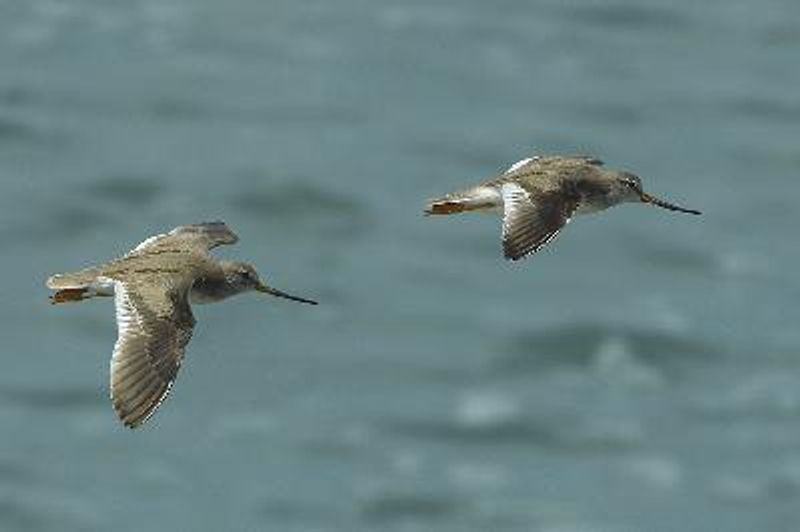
[
  {"xmin": 425, "ymin": 200, "xmax": 494, "ymax": 215},
  {"xmin": 50, "ymin": 288, "xmax": 89, "ymax": 304}
]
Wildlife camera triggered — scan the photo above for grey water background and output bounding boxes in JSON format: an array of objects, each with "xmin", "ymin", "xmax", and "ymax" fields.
[{"xmin": 1, "ymin": 0, "xmax": 799, "ymax": 530}]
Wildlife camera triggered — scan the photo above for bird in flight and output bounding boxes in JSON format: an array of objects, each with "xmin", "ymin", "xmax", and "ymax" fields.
[
  {"xmin": 47, "ymin": 221, "xmax": 317, "ymax": 428},
  {"xmin": 425, "ymin": 155, "xmax": 700, "ymax": 261}
]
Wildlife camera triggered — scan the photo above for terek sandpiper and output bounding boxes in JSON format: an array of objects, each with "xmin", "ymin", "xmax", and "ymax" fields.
[
  {"xmin": 47, "ymin": 221, "xmax": 317, "ymax": 428},
  {"xmin": 425, "ymin": 155, "xmax": 700, "ymax": 261}
]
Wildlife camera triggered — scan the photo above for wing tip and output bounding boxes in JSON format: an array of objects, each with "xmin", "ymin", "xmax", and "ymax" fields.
[
  {"xmin": 165, "ymin": 221, "xmax": 239, "ymax": 247},
  {"xmin": 112, "ymin": 392, "xmax": 165, "ymax": 429},
  {"xmin": 502, "ymin": 244, "xmax": 535, "ymax": 262},
  {"xmin": 111, "ymin": 368, "xmax": 175, "ymax": 429},
  {"xmin": 193, "ymin": 221, "xmax": 239, "ymax": 243},
  {"xmin": 112, "ymin": 397, "xmax": 145, "ymax": 429}
]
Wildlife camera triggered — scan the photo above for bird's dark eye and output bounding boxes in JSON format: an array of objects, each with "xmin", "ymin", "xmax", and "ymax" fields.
[{"xmin": 625, "ymin": 179, "xmax": 638, "ymax": 189}]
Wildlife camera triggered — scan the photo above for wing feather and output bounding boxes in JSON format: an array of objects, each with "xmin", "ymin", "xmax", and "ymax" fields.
[
  {"xmin": 131, "ymin": 221, "xmax": 238, "ymax": 254},
  {"xmin": 500, "ymin": 182, "xmax": 578, "ymax": 261},
  {"xmin": 109, "ymin": 277, "xmax": 195, "ymax": 428}
]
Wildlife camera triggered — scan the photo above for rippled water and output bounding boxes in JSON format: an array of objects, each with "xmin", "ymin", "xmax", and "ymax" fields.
[{"xmin": 2, "ymin": 0, "xmax": 800, "ymax": 530}]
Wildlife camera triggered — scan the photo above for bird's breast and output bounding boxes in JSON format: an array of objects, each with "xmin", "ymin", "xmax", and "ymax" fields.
[
  {"xmin": 189, "ymin": 277, "xmax": 229, "ymax": 304},
  {"xmin": 574, "ymin": 201, "xmax": 610, "ymax": 215}
]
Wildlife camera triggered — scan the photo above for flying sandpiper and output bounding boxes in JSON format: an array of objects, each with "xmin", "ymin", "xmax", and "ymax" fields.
[
  {"xmin": 425, "ymin": 155, "xmax": 700, "ymax": 261},
  {"xmin": 47, "ymin": 221, "xmax": 317, "ymax": 428}
]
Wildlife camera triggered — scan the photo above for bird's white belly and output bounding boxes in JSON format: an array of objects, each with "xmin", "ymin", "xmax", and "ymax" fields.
[
  {"xmin": 574, "ymin": 201, "xmax": 611, "ymax": 215},
  {"xmin": 467, "ymin": 186, "xmax": 504, "ymax": 212},
  {"xmin": 189, "ymin": 289, "xmax": 219, "ymax": 305},
  {"xmin": 91, "ymin": 277, "xmax": 117, "ymax": 297},
  {"xmin": 575, "ymin": 203, "xmax": 600, "ymax": 215}
]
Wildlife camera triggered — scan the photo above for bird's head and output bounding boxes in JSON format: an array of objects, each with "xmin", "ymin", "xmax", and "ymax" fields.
[
  {"xmin": 221, "ymin": 261, "xmax": 318, "ymax": 304},
  {"xmin": 613, "ymin": 171, "xmax": 701, "ymax": 215}
]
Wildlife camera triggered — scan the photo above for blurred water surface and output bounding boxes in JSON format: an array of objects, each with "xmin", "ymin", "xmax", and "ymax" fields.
[{"xmin": 1, "ymin": 0, "xmax": 800, "ymax": 530}]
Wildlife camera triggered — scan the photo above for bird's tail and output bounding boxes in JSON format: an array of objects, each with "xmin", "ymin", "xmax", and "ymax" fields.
[
  {"xmin": 46, "ymin": 267, "xmax": 106, "ymax": 305},
  {"xmin": 46, "ymin": 267, "xmax": 102, "ymax": 290},
  {"xmin": 424, "ymin": 186, "xmax": 502, "ymax": 216}
]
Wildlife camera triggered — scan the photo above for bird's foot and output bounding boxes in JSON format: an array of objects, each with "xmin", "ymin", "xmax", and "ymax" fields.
[{"xmin": 50, "ymin": 288, "xmax": 89, "ymax": 304}]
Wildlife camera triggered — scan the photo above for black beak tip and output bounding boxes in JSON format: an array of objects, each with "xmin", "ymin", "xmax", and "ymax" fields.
[
  {"xmin": 643, "ymin": 194, "xmax": 702, "ymax": 216},
  {"xmin": 672, "ymin": 204, "xmax": 702, "ymax": 215}
]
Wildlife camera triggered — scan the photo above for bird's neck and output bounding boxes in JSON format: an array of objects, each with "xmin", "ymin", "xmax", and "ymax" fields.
[
  {"xmin": 574, "ymin": 178, "xmax": 620, "ymax": 214},
  {"xmin": 190, "ymin": 276, "xmax": 238, "ymax": 304}
]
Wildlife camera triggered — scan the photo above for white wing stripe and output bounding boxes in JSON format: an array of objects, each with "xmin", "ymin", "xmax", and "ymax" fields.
[
  {"xmin": 131, "ymin": 233, "xmax": 169, "ymax": 253},
  {"xmin": 504, "ymin": 156, "xmax": 539, "ymax": 175}
]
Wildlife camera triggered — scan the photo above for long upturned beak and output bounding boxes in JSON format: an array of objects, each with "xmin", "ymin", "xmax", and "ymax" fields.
[
  {"xmin": 639, "ymin": 192, "xmax": 701, "ymax": 215},
  {"xmin": 256, "ymin": 283, "xmax": 318, "ymax": 305}
]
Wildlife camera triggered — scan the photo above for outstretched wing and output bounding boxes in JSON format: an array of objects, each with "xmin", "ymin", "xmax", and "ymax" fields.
[
  {"xmin": 110, "ymin": 274, "xmax": 196, "ymax": 428},
  {"xmin": 500, "ymin": 182, "xmax": 578, "ymax": 261},
  {"xmin": 502, "ymin": 155, "xmax": 603, "ymax": 178},
  {"xmin": 132, "ymin": 221, "xmax": 239, "ymax": 254}
]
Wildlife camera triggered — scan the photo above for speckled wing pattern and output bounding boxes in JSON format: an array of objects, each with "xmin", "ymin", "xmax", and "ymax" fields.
[
  {"xmin": 500, "ymin": 182, "xmax": 578, "ymax": 261},
  {"xmin": 502, "ymin": 155, "xmax": 603, "ymax": 178},
  {"xmin": 110, "ymin": 273, "xmax": 196, "ymax": 428},
  {"xmin": 131, "ymin": 221, "xmax": 239, "ymax": 254}
]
